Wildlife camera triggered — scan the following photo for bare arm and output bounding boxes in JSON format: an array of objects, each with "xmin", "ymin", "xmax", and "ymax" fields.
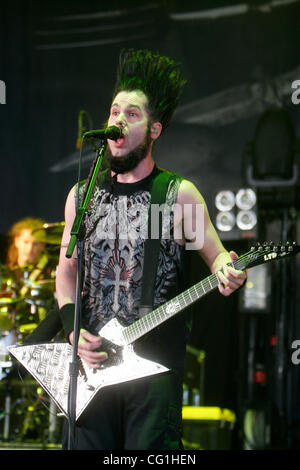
[
  {"xmin": 56, "ymin": 186, "xmax": 78, "ymax": 308},
  {"xmin": 56, "ymin": 186, "xmax": 107, "ymax": 368},
  {"xmin": 176, "ymin": 179, "xmax": 246, "ymax": 296}
]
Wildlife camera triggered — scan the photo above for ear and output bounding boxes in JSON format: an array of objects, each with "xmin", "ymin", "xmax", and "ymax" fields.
[{"xmin": 150, "ymin": 122, "xmax": 162, "ymax": 140}]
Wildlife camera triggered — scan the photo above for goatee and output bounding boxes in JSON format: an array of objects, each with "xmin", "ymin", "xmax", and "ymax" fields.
[{"xmin": 104, "ymin": 130, "xmax": 152, "ymax": 174}]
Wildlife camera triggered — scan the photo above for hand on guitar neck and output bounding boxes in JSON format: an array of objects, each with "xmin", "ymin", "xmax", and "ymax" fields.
[{"xmin": 212, "ymin": 250, "xmax": 247, "ymax": 297}]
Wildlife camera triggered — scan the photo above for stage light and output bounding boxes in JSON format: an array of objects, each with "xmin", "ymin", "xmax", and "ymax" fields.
[
  {"xmin": 216, "ymin": 211, "xmax": 235, "ymax": 232},
  {"xmin": 215, "ymin": 191, "xmax": 235, "ymax": 211},
  {"xmin": 236, "ymin": 210, "xmax": 257, "ymax": 231},
  {"xmin": 235, "ymin": 189, "xmax": 256, "ymax": 210},
  {"xmin": 214, "ymin": 188, "xmax": 257, "ymax": 240}
]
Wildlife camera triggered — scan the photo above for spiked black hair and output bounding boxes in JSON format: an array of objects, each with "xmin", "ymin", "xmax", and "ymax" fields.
[{"xmin": 112, "ymin": 49, "xmax": 186, "ymax": 133}]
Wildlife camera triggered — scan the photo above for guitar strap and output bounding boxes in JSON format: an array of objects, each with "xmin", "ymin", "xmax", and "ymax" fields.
[
  {"xmin": 97, "ymin": 167, "xmax": 175, "ymax": 317},
  {"xmin": 139, "ymin": 169, "xmax": 175, "ymax": 316}
]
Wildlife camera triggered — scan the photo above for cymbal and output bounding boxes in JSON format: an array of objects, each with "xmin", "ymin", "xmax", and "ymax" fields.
[
  {"xmin": 0, "ymin": 312, "xmax": 14, "ymax": 330},
  {"xmin": 23, "ymin": 278, "xmax": 55, "ymax": 303},
  {"xmin": 32, "ymin": 222, "xmax": 65, "ymax": 245},
  {"xmin": 18, "ymin": 323, "xmax": 38, "ymax": 335},
  {"xmin": 0, "ymin": 297, "xmax": 21, "ymax": 305},
  {"xmin": 23, "ymin": 279, "xmax": 55, "ymax": 289}
]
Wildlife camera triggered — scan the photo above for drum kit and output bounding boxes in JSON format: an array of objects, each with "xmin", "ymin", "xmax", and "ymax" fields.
[{"xmin": 0, "ymin": 222, "xmax": 64, "ymax": 446}]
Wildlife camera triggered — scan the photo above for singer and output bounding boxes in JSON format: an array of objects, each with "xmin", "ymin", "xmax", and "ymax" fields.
[{"xmin": 55, "ymin": 49, "xmax": 246, "ymax": 450}]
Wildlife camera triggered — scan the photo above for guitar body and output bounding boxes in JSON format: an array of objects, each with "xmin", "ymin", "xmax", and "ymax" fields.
[
  {"xmin": 7, "ymin": 242, "xmax": 300, "ymax": 421},
  {"xmin": 8, "ymin": 318, "xmax": 169, "ymax": 421}
]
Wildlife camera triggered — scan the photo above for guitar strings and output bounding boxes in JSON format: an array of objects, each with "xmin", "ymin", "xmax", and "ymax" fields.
[
  {"xmin": 124, "ymin": 244, "xmax": 292, "ymax": 344},
  {"xmin": 123, "ymin": 249, "xmax": 264, "ymax": 344}
]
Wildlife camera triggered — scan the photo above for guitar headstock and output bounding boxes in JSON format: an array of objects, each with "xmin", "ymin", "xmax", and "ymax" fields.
[{"xmin": 236, "ymin": 241, "xmax": 300, "ymax": 270}]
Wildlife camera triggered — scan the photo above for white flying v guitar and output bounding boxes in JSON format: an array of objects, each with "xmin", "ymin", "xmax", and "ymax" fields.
[{"xmin": 8, "ymin": 242, "xmax": 300, "ymax": 420}]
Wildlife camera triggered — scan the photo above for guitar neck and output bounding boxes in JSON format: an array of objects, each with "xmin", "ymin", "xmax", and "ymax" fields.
[{"xmin": 123, "ymin": 257, "xmax": 244, "ymax": 345}]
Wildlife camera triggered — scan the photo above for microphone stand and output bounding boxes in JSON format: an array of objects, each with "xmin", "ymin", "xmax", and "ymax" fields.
[{"xmin": 65, "ymin": 140, "xmax": 106, "ymax": 450}]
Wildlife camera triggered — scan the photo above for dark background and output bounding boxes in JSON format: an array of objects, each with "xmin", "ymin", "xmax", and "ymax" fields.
[{"xmin": 1, "ymin": 0, "xmax": 300, "ymax": 448}]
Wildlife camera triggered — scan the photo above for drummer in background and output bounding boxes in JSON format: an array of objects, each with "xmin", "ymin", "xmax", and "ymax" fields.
[
  {"xmin": 7, "ymin": 217, "xmax": 46, "ymax": 272},
  {"xmin": 6, "ymin": 217, "xmax": 56, "ymax": 326}
]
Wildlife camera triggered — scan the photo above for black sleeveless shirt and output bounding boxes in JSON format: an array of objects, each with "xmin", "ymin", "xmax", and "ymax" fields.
[{"xmin": 77, "ymin": 165, "xmax": 191, "ymax": 370}]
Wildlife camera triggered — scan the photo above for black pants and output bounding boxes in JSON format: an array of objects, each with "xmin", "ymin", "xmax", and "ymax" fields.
[{"xmin": 62, "ymin": 370, "xmax": 184, "ymax": 450}]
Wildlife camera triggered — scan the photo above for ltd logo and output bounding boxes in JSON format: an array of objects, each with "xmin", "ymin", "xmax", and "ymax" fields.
[
  {"xmin": 0, "ymin": 80, "xmax": 6, "ymax": 104},
  {"xmin": 264, "ymin": 252, "xmax": 277, "ymax": 261},
  {"xmin": 291, "ymin": 80, "xmax": 300, "ymax": 105}
]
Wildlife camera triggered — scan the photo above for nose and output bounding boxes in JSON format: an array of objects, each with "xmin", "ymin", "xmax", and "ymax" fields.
[{"xmin": 115, "ymin": 112, "xmax": 126, "ymax": 128}]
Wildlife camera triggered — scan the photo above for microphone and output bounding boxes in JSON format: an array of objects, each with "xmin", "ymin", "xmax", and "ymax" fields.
[{"xmin": 83, "ymin": 125, "xmax": 122, "ymax": 141}]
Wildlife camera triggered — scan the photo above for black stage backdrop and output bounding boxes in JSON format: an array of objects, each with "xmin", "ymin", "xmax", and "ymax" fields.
[{"xmin": 1, "ymin": 0, "xmax": 300, "ymax": 436}]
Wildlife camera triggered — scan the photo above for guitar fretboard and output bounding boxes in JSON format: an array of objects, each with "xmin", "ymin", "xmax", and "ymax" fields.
[{"xmin": 122, "ymin": 257, "xmax": 247, "ymax": 345}]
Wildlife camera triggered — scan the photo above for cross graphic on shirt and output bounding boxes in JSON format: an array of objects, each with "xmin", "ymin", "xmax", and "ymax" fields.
[
  {"xmin": 99, "ymin": 242, "xmax": 139, "ymax": 315},
  {"xmin": 109, "ymin": 263, "xmax": 128, "ymax": 314}
]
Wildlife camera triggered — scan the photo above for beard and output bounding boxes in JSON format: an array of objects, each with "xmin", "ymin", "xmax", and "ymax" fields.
[{"xmin": 104, "ymin": 128, "xmax": 152, "ymax": 174}]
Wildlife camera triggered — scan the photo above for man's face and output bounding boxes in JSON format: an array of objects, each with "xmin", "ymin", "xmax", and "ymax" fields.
[
  {"xmin": 107, "ymin": 91, "xmax": 149, "ymax": 157},
  {"xmin": 107, "ymin": 90, "xmax": 150, "ymax": 158},
  {"xmin": 14, "ymin": 229, "xmax": 45, "ymax": 267}
]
